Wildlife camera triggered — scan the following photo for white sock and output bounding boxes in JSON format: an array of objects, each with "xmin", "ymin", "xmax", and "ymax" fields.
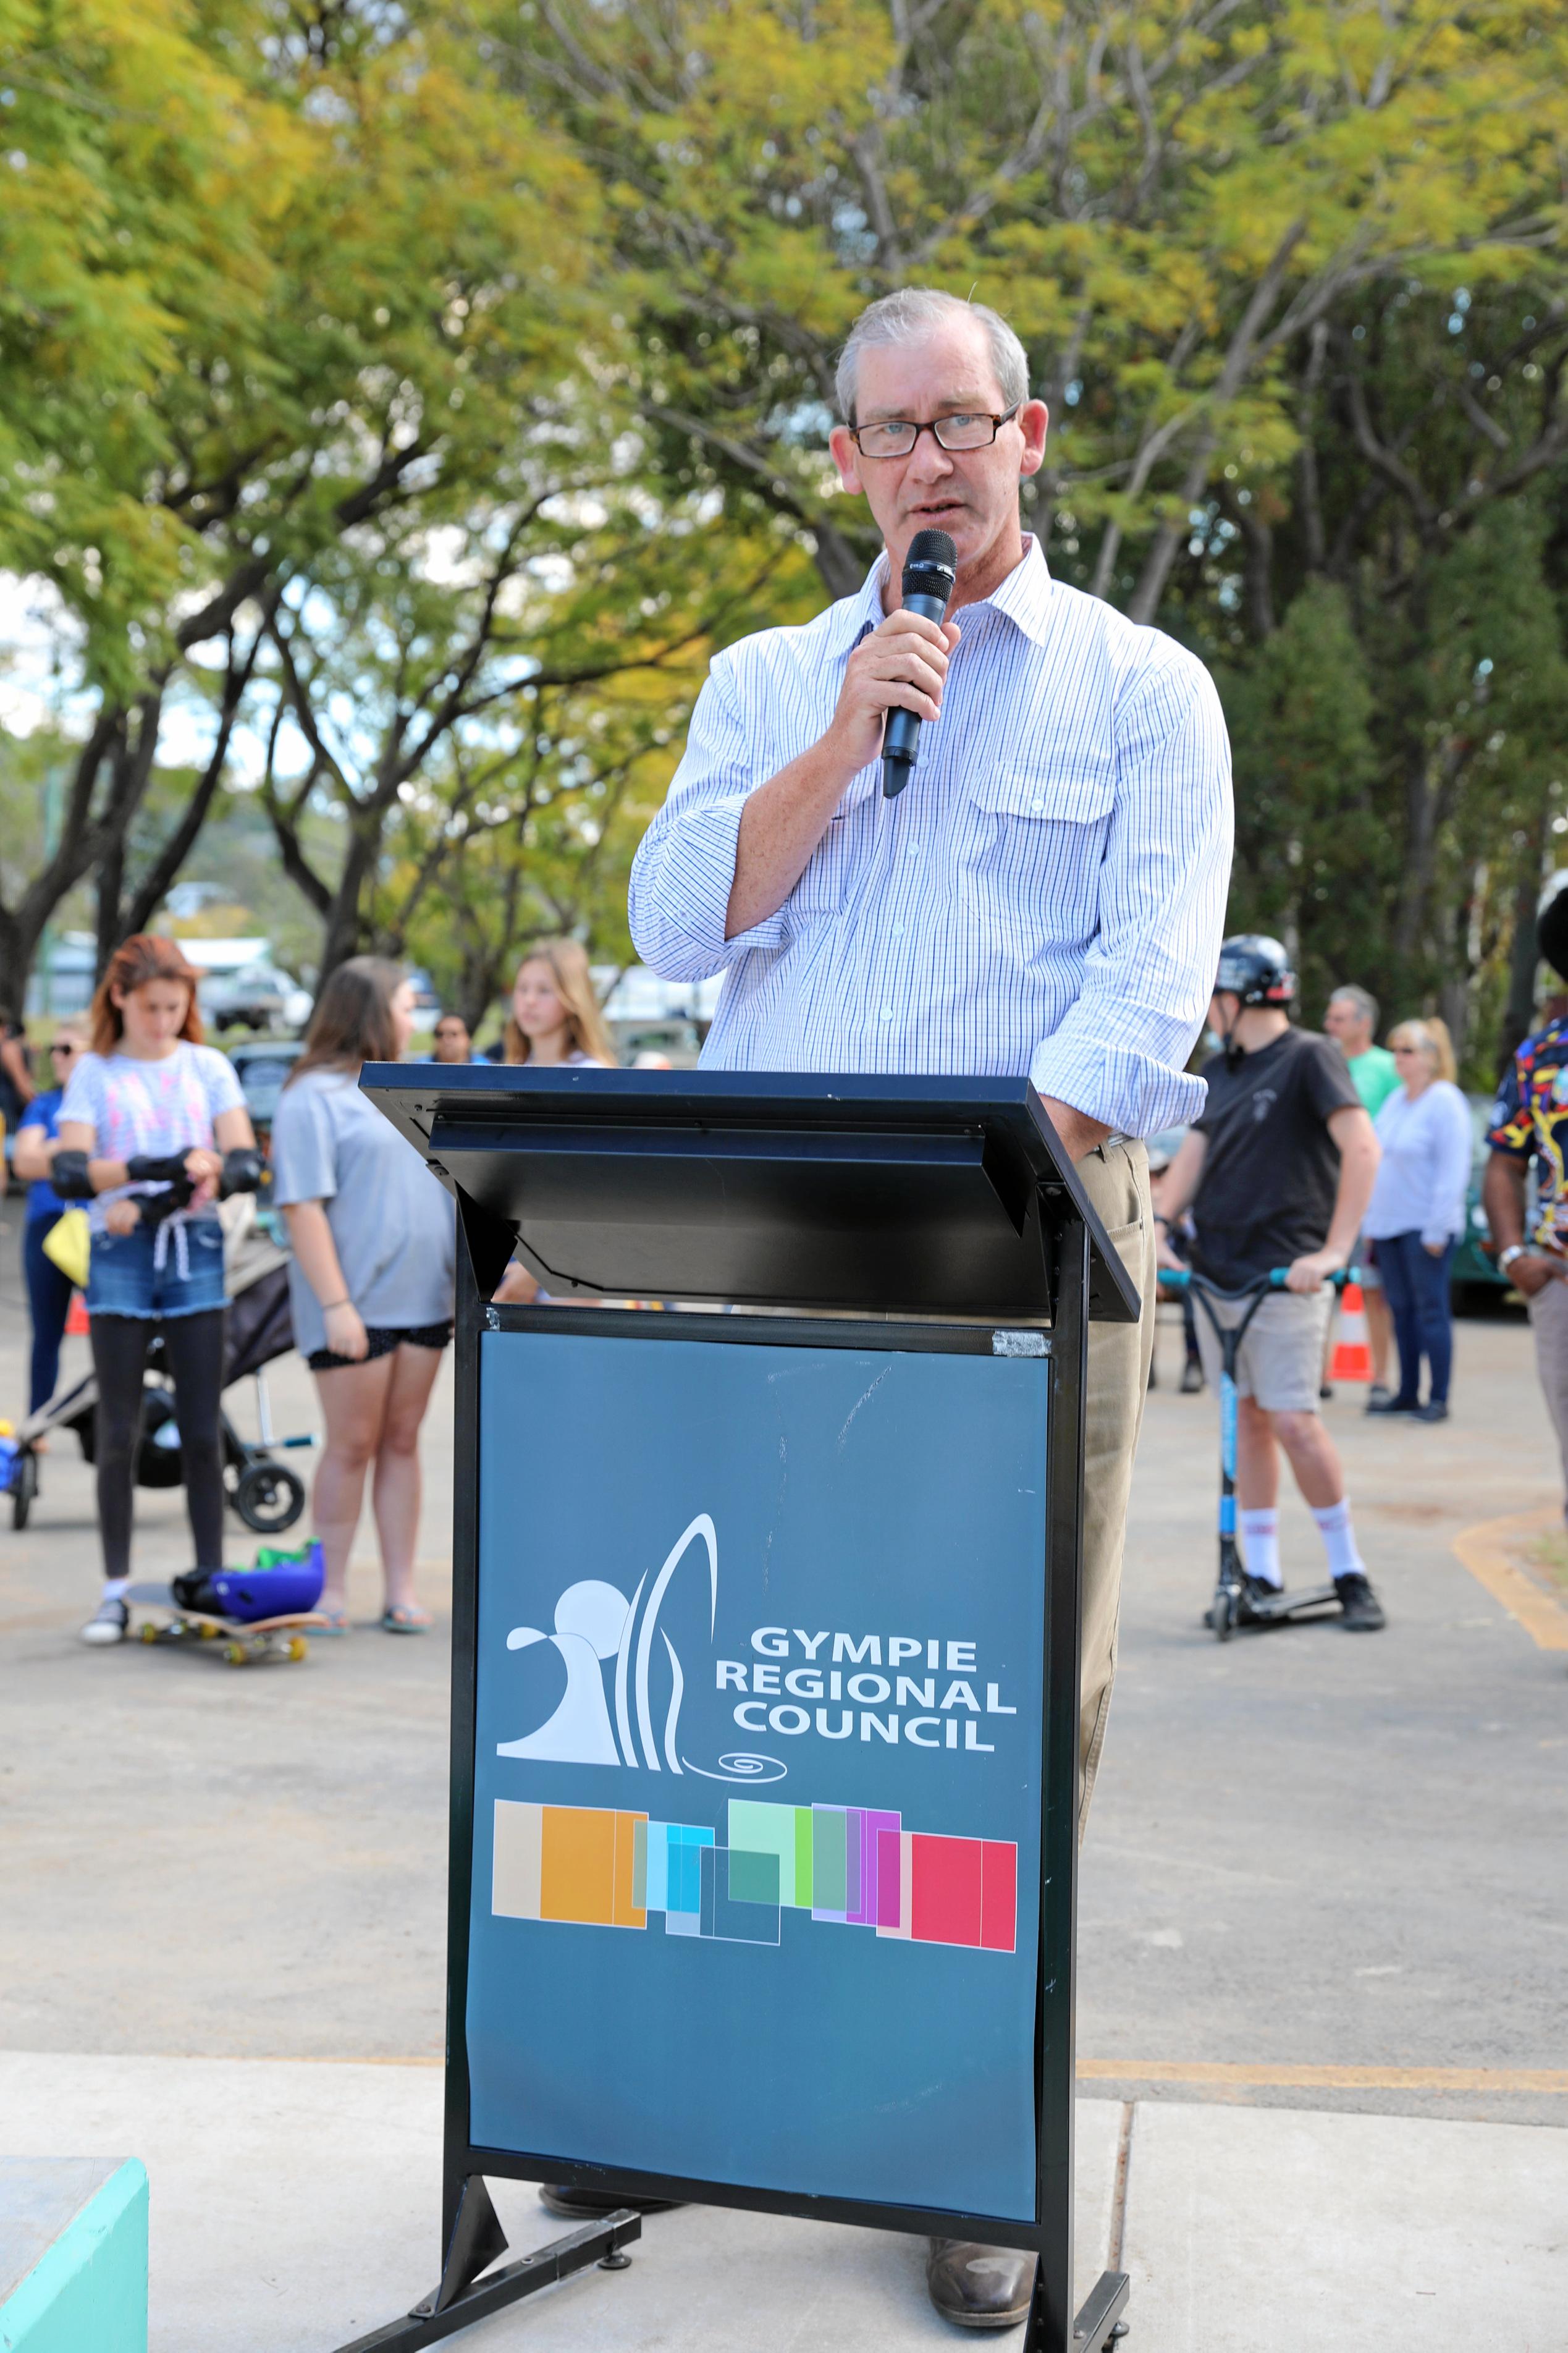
[
  {"xmin": 101, "ymin": 1578, "xmax": 130, "ymax": 1604},
  {"xmin": 1312, "ymin": 1500, "xmax": 1365, "ymax": 1580},
  {"xmin": 1239, "ymin": 1508, "xmax": 1282, "ymax": 1587}
]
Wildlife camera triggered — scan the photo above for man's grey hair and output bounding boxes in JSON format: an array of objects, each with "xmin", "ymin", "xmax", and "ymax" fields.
[
  {"xmin": 1329, "ymin": 982, "xmax": 1379, "ymax": 1030},
  {"xmin": 835, "ymin": 289, "xmax": 1029, "ymax": 424}
]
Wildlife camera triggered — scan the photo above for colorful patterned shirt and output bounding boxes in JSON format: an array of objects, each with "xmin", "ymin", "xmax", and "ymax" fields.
[{"xmin": 1487, "ymin": 1015, "xmax": 1568, "ymax": 1251}]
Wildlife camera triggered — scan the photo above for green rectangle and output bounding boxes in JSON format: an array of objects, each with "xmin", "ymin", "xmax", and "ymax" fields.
[
  {"xmin": 812, "ymin": 1807, "xmax": 846, "ymax": 1912},
  {"xmin": 793, "ymin": 1807, "xmax": 814, "ymax": 1909},
  {"xmin": 727, "ymin": 1847, "xmax": 780, "ymax": 1906},
  {"xmin": 727, "ymin": 1801, "xmax": 796, "ymax": 1906}
]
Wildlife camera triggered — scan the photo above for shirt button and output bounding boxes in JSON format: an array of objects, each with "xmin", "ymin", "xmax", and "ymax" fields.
[
  {"xmin": 906, "ymin": 843, "xmax": 919, "ymax": 858},
  {"xmin": 880, "ymin": 1007, "xmax": 893, "ymax": 1021},
  {"xmin": 891, "ymin": 922, "xmax": 905, "ymax": 939},
  {"xmin": 1031, "ymin": 796, "xmax": 1045, "ymax": 814}
]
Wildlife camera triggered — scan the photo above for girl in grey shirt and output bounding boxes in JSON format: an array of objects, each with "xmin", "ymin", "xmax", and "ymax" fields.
[{"xmin": 270, "ymin": 958, "xmax": 454, "ymax": 1633}]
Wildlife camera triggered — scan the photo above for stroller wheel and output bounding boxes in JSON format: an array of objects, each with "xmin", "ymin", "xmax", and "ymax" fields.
[
  {"xmin": 233, "ymin": 1460, "xmax": 306, "ymax": 1534},
  {"xmin": 11, "ymin": 1450, "xmax": 38, "ymax": 1529}
]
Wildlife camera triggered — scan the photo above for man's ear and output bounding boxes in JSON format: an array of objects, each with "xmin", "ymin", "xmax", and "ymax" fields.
[
  {"xmin": 1018, "ymin": 399, "xmax": 1050, "ymax": 479},
  {"xmin": 828, "ymin": 424, "xmax": 864, "ymax": 496}
]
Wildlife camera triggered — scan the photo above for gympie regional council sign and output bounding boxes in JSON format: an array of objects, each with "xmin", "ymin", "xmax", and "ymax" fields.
[{"xmin": 466, "ymin": 1327, "xmax": 1050, "ymax": 2219}]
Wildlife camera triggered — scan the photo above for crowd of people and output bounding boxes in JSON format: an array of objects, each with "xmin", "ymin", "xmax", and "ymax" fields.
[{"xmin": 1, "ymin": 934, "xmax": 611, "ymax": 1644}]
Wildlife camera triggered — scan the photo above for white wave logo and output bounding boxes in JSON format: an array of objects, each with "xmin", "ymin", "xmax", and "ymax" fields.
[{"xmin": 499, "ymin": 1512, "xmax": 784, "ymax": 1783}]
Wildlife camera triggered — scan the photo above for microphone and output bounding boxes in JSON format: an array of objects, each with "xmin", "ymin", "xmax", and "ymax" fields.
[{"xmin": 882, "ymin": 528, "xmax": 957, "ymax": 799}]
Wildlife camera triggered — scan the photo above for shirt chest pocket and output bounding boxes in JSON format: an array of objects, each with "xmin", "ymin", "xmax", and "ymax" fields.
[{"xmin": 961, "ymin": 759, "xmax": 1115, "ymax": 902}]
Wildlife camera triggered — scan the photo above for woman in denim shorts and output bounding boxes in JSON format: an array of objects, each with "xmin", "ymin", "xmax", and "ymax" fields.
[{"xmin": 56, "ymin": 936, "xmax": 259, "ymax": 1644}]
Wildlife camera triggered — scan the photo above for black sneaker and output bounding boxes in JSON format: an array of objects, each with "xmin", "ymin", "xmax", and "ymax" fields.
[
  {"xmin": 1179, "ymin": 1360, "xmax": 1205, "ymax": 1394},
  {"xmin": 1415, "ymin": 1400, "xmax": 1449, "ymax": 1423},
  {"xmin": 1365, "ymin": 1395, "xmax": 1418, "ymax": 1416},
  {"xmin": 80, "ymin": 1596, "xmax": 129, "ymax": 1647},
  {"xmin": 539, "ymin": 2185, "xmax": 683, "ymax": 2221},
  {"xmin": 1335, "ymin": 1572, "xmax": 1386, "ymax": 1631}
]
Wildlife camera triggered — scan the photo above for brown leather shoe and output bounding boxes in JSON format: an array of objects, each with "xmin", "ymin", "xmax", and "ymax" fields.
[{"xmin": 925, "ymin": 2238, "xmax": 1036, "ymax": 2328}]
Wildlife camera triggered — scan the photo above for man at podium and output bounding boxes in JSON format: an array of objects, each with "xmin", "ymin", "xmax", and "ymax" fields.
[{"xmin": 628, "ymin": 285, "xmax": 1231, "ymax": 2330}]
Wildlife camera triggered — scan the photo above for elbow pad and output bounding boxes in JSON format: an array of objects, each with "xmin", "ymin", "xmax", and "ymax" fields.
[
  {"xmin": 51, "ymin": 1149, "xmax": 94, "ymax": 1199},
  {"xmin": 220, "ymin": 1147, "xmax": 263, "ymax": 1198},
  {"xmin": 126, "ymin": 1152, "xmax": 190, "ymax": 1185}
]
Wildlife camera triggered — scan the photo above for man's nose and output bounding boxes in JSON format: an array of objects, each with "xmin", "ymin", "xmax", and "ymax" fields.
[{"xmin": 904, "ymin": 435, "xmax": 955, "ymax": 484}]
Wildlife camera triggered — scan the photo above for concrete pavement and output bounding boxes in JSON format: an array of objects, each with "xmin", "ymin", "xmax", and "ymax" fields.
[{"xmin": 2, "ymin": 2053, "xmax": 1562, "ymax": 2351}]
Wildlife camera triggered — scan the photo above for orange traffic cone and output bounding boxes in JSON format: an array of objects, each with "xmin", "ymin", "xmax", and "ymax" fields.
[
  {"xmin": 65, "ymin": 1293, "xmax": 90, "ymax": 1337},
  {"xmin": 1330, "ymin": 1283, "xmax": 1373, "ymax": 1382}
]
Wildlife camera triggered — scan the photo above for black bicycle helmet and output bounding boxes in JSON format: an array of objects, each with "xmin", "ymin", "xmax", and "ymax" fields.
[{"xmin": 1214, "ymin": 934, "xmax": 1295, "ymax": 1007}]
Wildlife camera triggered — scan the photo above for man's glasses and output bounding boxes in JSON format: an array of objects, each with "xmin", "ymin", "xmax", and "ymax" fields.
[
  {"xmin": 846, "ymin": 406, "xmax": 1021, "ymax": 460},
  {"xmin": 49, "ymin": 1042, "xmax": 81, "ymax": 1058}
]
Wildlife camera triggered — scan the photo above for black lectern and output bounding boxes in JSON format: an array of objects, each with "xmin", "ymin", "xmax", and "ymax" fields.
[{"xmin": 339, "ymin": 1068, "xmax": 1138, "ymax": 2353}]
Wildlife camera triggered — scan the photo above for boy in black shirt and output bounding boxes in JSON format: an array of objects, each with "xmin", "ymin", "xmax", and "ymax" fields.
[{"xmin": 1155, "ymin": 936, "xmax": 1387, "ymax": 1630}]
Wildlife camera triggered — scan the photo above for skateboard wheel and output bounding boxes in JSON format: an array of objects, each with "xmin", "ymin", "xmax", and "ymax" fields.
[
  {"xmin": 139, "ymin": 1623, "xmax": 157, "ymax": 1644},
  {"xmin": 287, "ymin": 1636, "xmax": 307, "ymax": 1662},
  {"xmin": 223, "ymin": 1642, "xmax": 248, "ymax": 1665}
]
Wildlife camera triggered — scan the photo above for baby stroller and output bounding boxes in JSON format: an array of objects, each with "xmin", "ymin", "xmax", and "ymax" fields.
[{"xmin": 7, "ymin": 1201, "xmax": 315, "ymax": 1535}]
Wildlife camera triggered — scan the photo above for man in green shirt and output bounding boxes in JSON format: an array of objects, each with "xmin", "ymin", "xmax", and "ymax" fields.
[
  {"xmin": 1326, "ymin": 985, "xmax": 1400, "ymax": 1115},
  {"xmin": 1325, "ymin": 984, "xmax": 1399, "ymax": 1400}
]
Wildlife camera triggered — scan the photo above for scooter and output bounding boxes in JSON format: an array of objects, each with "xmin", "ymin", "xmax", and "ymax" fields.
[{"xmin": 1160, "ymin": 1265, "xmax": 1354, "ymax": 1642}]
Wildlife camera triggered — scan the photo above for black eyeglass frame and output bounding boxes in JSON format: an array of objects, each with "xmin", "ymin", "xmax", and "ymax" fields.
[
  {"xmin": 49, "ymin": 1041, "xmax": 82, "ymax": 1055},
  {"xmin": 845, "ymin": 404, "xmax": 1022, "ymax": 458}
]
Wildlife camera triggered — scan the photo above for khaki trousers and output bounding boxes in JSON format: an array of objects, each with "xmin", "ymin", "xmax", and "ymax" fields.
[
  {"xmin": 1073, "ymin": 1138, "xmax": 1158, "ymax": 1834},
  {"xmin": 1527, "ymin": 1275, "xmax": 1568, "ymax": 1498}
]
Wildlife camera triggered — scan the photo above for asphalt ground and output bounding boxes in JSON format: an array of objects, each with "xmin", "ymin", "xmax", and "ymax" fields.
[{"xmin": 1, "ymin": 1210, "xmax": 1564, "ymax": 2131}]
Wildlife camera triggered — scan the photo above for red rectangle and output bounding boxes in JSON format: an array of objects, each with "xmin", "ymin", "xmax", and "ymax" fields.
[
  {"xmin": 910, "ymin": 1833, "xmax": 983, "ymax": 1947},
  {"xmin": 980, "ymin": 1841, "xmax": 1017, "ymax": 1953}
]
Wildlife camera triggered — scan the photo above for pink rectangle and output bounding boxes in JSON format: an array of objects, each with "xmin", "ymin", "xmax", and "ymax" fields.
[
  {"xmin": 911, "ymin": 1833, "xmax": 984, "ymax": 1948},
  {"xmin": 875, "ymin": 1826, "xmax": 901, "ymax": 1927},
  {"xmin": 980, "ymin": 1841, "xmax": 1017, "ymax": 1953}
]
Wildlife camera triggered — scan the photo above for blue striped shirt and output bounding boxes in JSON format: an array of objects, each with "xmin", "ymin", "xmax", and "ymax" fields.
[{"xmin": 628, "ymin": 538, "xmax": 1233, "ymax": 1135}]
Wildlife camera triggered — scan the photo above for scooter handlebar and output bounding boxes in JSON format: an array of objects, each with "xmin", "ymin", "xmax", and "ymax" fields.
[{"xmin": 1159, "ymin": 1265, "xmax": 1359, "ymax": 1299}]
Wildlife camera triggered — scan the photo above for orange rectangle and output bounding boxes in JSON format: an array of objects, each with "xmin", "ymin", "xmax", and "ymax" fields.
[
  {"xmin": 539, "ymin": 1806, "xmax": 618, "ymax": 1924},
  {"xmin": 613, "ymin": 1811, "xmax": 646, "ymax": 1928}
]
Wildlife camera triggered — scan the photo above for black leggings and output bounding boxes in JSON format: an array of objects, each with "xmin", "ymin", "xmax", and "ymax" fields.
[{"xmin": 90, "ymin": 1310, "xmax": 227, "ymax": 1581}]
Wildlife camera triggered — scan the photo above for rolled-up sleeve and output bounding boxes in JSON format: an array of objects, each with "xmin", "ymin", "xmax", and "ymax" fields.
[
  {"xmin": 628, "ymin": 656, "xmax": 790, "ymax": 980},
  {"xmin": 1030, "ymin": 653, "xmax": 1233, "ymax": 1136}
]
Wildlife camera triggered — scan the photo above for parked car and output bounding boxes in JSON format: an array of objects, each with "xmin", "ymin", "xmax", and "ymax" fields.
[
  {"xmin": 200, "ymin": 962, "xmax": 312, "ymax": 1034},
  {"xmin": 227, "ymin": 1038, "xmax": 306, "ymax": 1141}
]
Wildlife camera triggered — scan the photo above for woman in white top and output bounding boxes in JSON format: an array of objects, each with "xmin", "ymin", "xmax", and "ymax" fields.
[
  {"xmin": 1364, "ymin": 1017, "xmax": 1471, "ymax": 1422},
  {"xmin": 486, "ymin": 940, "xmax": 618, "ymax": 1308}
]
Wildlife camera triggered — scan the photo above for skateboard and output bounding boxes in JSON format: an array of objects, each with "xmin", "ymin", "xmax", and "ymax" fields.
[{"xmin": 125, "ymin": 1581, "xmax": 327, "ymax": 1667}]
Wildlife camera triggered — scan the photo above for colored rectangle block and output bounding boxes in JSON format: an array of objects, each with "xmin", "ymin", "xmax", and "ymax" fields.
[
  {"xmin": 727, "ymin": 1801, "xmax": 798, "ymax": 1906},
  {"xmin": 492, "ymin": 1801, "xmax": 543, "ymax": 1920},
  {"xmin": 538, "ymin": 1807, "xmax": 646, "ymax": 1929},
  {"xmin": 612, "ymin": 1810, "xmax": 644, "ymax": 1928},
  {"xmin": 793, "ymin": 1807, "xmax": 814, "ymax": 1909},
  {"xmin": 875, "ymin": 1829, "xmax": 914, "ymax": 1940},
  {"xmin": 874, "ymin": 1826, "xmax": 903, "ymax": 1930},
  {"xmin": 910, "ymin": 1832, "xmax": 984, "ymax": 1948},
  {"xmin": 811, "ymin": 1807, "xmax": 847, "ymax": 1917},
  {"xmin": 862, "ymin": 1810, "xmax": 899, "ymax": 1927},
  {"xmin": 631, "ymin": 1817, "xmax": 647, "ymax": 1911},
  {"xmin": 980, "ymin": 1841, "xmax": 1017, "ymax": 1954},
  {"xmin": 702, "ymin": 1845, "xmax": 782, "ymax": 1945},
  {"xmin": 662, "ymin": 1823, "xmax": 712, "ymax": 1919},
  {"xmin": 727, "ymin": 1846, "xmax": 780, "ymax": 1906},
  {"xmin": 844, "ymin": 1809, "xmax": 866, "ymax": 1923}
]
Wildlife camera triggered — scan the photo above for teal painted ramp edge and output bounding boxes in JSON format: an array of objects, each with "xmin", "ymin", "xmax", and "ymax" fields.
[{"xmin": 0, "ymin": 2159, "xmax": 148, "ymax": 2353}]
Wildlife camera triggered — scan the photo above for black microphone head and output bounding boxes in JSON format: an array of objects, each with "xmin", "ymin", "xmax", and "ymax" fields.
[{"xmin": 903, "ymin": 528, "xmax": 956, "ymax": 586}]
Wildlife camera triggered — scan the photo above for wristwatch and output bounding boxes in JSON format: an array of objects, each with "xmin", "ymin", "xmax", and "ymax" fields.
[{"xmin": 1499, "ymin": 1244, "xmax": 1528, "ymax": 1272}]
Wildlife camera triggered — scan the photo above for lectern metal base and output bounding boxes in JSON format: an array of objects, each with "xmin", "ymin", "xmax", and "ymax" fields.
[
  {"xmin": 331, "ymin": 2204, "xmax": 643, "ymax": 2352},
  {"xmin": 1066, "ymin": 2267, "xmax": 1131, "ymax": 2349}
]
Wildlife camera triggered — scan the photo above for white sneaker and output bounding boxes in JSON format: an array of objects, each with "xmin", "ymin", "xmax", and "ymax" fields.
[{"xmin": 80, "ymin": 1597, "xmax": 130, "ymax": 1646}]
